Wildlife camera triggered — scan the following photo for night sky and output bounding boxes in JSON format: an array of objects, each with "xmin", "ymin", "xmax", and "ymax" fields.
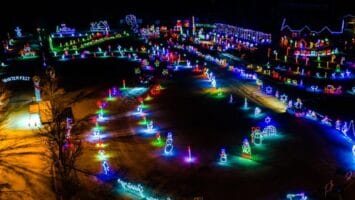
[{"xmin": 0, "ymin": 0, "xmax": 352, "ymax": 34}]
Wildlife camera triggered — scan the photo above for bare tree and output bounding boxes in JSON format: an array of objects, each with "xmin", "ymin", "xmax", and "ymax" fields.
[
  {"xmin": 39, "ymin": 66, "xmax": 82, "ymax": 200},
  {"xmin": 0, "ymin": 80, "xmax": 11, "ymax": 122}
]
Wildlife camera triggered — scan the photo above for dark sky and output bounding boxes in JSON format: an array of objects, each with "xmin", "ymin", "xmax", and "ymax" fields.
[{"xmin": 0, "ymin": 0, "xmax": 353, "ymax": 34}]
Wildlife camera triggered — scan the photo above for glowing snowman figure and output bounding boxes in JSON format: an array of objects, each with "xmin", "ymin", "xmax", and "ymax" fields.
[
  {"xmin": 352, "ymin": 145, "xmax": 355, "ymax": 156},
  {"xmin": 112, "ymin": 87, "xmax": 118, "ymax": 96},
  {"xmin": 219, "ymin": 148, "xmax": 227, "ymax": 163},
  {"xmin": 146, "ymin": 120, "xmax": 154, "ymax": 133},
  {"xmin": 164, "ymin": 132, "xmax": 174, "ymax": 155},
  {"xmin": 211, "ymin": 78, "xmax": 216, "ymax": 88},
  {"xmin": 15, "ymin": 26, "xmax": 22, "ymax": 37}
]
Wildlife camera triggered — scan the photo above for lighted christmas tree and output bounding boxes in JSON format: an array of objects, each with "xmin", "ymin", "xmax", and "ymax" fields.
[{"xmin": 241, "ymin": 138, "xmax": 252, "ymax": 159}]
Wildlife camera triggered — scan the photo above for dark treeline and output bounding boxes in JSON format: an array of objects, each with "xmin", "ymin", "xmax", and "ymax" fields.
[{"xmin": 0, "ymin": 0, "xmax": 352, "ymax": 36}]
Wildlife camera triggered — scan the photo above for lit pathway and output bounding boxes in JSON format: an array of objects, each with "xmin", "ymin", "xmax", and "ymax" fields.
[
  {"xmin": 0, "ymin": 93, "xmax": 54, "ymax": 200},
  {"xmin": 226, "ymin": 78, "xmax": 287, "ymax": 113}
]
